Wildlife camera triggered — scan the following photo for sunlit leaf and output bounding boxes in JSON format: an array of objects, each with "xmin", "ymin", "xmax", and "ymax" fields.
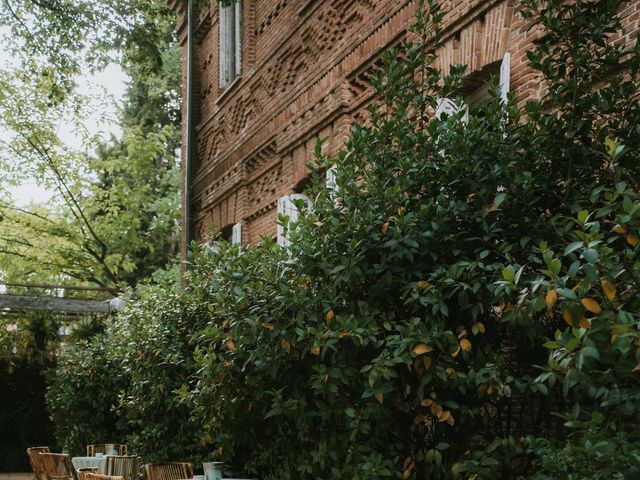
[
  {"xmin": 601, "ymin": 279, "xmax": 616, "ymax": 300},
  {"xmin": 562, "ymin": 307, "xmax": 574, "ymax": 326},
  {"xmin": 581, "ymin": 297, "xmax": 601, "ymax": 314},
  {"xmin": 413, "ymin": 343, "xmax": 433, "ymax": 355},
  {"xmin": 546, "ymin": 289, "xmax": 557, "ymax": 308}
]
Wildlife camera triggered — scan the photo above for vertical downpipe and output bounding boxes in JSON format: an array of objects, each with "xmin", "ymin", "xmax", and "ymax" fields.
[{"xmin": 185, "ymin": 0, "xmax": 195, "ymax": 264}]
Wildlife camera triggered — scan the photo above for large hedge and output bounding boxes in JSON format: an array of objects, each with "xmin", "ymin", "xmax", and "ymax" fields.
[
  {"xmin": 48, "ymin": 1, "xmax": 640, "ymax": 478},
  {"xmin": 0, "ymin": 359, "xmax": 56, "ymax": 472}
]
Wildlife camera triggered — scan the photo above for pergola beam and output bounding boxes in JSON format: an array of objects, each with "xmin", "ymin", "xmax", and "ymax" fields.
[{"xmin": 0, "ymin": 294, "xmax": 112, "ymax": 314}]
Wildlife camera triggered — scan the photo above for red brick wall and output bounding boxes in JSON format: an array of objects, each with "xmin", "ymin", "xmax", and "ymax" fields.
[{"xmin": 170, "ymin": 0, "xmax": 640, "ymax": 248}]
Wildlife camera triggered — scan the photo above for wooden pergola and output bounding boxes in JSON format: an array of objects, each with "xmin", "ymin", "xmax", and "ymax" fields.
[{"xmin": 0, "ymin": 282, "xmax": 122, "ymax": 316}]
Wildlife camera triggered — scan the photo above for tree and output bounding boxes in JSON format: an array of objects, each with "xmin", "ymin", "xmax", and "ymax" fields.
[{"xmin": 0, "ymin": 0, "xmax": 182, "ymax": 289}]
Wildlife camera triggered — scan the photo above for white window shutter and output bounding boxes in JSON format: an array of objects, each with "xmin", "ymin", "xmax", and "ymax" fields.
[
  {"xmin": 326, "ymin": 165, "xmax": 337, "ymax": 193},
  {"xmin": 234, "ymin": 1, "xmax": 242, "ymax": 76},
  {"xmin": 435, "ymin": 98, "xmax": 469, "ymax": 123},
  {"xmin": 231, "ymin": 223, "xmax": 242, "ymax": 244},
  {"xmin": 277, "ymin": 194, "xmax": 310, "ymax": 247},
  {"xmin": 219, "ymin": 5, "xmax": 229, "ymax": 88},
  {"xmin": 276, "ymin": 196, "xmax": 291, "ymax": 247},
  {"xmin": 499, "ymin": 52, "xmax": 511, "ymax": 103},
  {"xmin": 435, "ymin": 98, "xmax": 457, "ymax": 119}
]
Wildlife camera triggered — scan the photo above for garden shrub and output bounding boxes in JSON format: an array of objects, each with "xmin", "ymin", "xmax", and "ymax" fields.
[
  {"xmin": 0, "ymin": 358, "xmax": 56, "ymax": 471},
  {"xmin": 47, "ymin": 278, "xmax": 214, "ymax": 463},
  {"xmin": 49, "ymin": 0, "xmax": 640, "ymax": 478},
  {"xmin": 47, "ymin": 334, "xmax": 130, "ymax": 456},
  {"xmin": 189, "ymin": 1, "xmax": 640, "ymax": 478}
]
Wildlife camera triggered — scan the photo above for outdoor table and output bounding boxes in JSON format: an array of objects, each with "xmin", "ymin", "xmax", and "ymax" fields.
[{"xmin": 71, "ymin": 456, "xmax": 107, "ymax": 473}]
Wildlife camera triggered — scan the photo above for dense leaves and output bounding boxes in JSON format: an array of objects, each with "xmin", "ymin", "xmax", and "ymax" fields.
[{"xmin": 50, "ymin": 0, "xmax": 640, "ymax": 478}]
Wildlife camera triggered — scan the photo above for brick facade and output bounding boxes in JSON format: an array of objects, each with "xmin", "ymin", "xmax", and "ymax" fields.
[{"xmin": 169, "ymin": 0, "xmax": 640, "ymax": 248}]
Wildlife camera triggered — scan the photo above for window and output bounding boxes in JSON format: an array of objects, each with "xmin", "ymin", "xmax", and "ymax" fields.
[
  {"xmin": 326, "ymin": 164, "xmax": 338, "ymax": 192},
  {"xmin": 219, "ymin": 1, "xmax": 242, "ymax": 89},
  {"xmin": 231, "ymin": 223, "xmax": 242, "ymax": 244},
  {"xmin": 277, "ymin": 194, "xmax": 311, "ymax": 247},
  {"xmin": 436, "ymin": 52, "xmax": 511, "ymax": 120}
]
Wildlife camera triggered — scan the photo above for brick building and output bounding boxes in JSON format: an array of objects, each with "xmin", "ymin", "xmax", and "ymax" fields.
[{"xmin": 168, "ymin": 0, "xmax": 640, "ymax": 251}]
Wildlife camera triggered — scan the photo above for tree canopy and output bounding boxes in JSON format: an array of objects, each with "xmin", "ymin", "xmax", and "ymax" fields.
[{"xmin": 0, "ymin": 0, "xmax": 182, "ymax": 289}]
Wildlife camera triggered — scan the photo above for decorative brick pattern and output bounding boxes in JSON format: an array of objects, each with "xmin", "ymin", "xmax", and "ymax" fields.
[{"xmin": 170, "ymin": 0, "xmax": 640, "ymax": 248}]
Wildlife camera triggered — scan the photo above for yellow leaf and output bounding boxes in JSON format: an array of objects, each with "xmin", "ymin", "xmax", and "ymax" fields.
[
  {"xmin": 460, "ymin": 339, "xmax": 472, "ymax": 352},
  {"xmin": 612, "ymin": 224, "xmax": 627, "ymax": 234},
  {"xmin": 478, "ymin": 322, "xmax": 486, "ymax": 334},
  {"xmin": 225, "ymin": 339, "xmax": 236, "ymax": 351},
  {"xmin": 261, "ymin": 322, "xmax": 274, "ymax": 330},
  {"xmin": 627, "ymin": 234, "xmax": 638, "ymax": 247},
  {"xmin": 311, "ymin": 346, "xmax": 321, "ymax": 356},
  {"xmin": 562, "ymin": 307, "xmax": 574, "ymax": 326},
  {"xmin": 416, "ymin": 280, "xmax": 429, "ymax": 290},
  {"xmin": 325, "ymin": 309, "xmax": 335, "ymax": 323},
  {"xmin": 601, "ymin": 279, "xmax": 616, "ymax": 301},
  {"xmin": 579, "ymin": 317, "xmax": 591, "ymax": 329},
  {"xmin": 469, "ymin": 475, "xmax": 478, "ymax": 480},
  {"xmin": 488, "ymin": 202, "xmax": 499, "ymax": 212},
  {"xmin": 413, "ymin": 343, "xmax": 433, "ymax": 355},
  {"xmin": 451, "ymin": 345, "xmax": 461, "ymax": 358},
  {"xmin": 437, "ymin": 410, "xmax": 451, "ymax": 423},
  {"xmin": 421, "ymin": 399, "xmax": 433, "ymax": 407},
  {"xmin": 446, "ymin": 414, "xmax": 455, "ymax": 426},
  {"xmin": 381, "ymin": 222, "xmax": 389, "ymax": 234},
  {"xmin": 546, "ymin": 289, "xmax": 558, "ymax": 309},
  {"xmin": 375, "ymin": 393, "xmax": 384, "ymax": 404},
  {"xmin": 581, "ymin": 297, "xmax": 602, "ymax": 314},
  {"xmin": 431, "ymin": 403, "xmax": 443, "ymax": 416},
  {"xmin": 632, "ymin": 363, "xmax": 640, "ymax": 372},
  {"xmin": 498, "ymin": 300, "xmax": 506, "ymax": 312},
  {"xmin": 423, "ymin": 357, "xmax": 432, "ymax": 370},
  {"xmin": 446, "ymin": 367, "xmax": 455, "ymax": 376},
  {"xmin": 403, "ymin": 468, "xmax": 411, "ymax": 480},
  {"xmin": 281, "ymin": 339, "xmax": 291, "ymax": 354},
  {"xmin": 338, "ymin": 331, "xmax": 350, "ymax": 338},
  {"xmin": 486, "ymin": 385, "xmax": 494, "ymax": 395}
]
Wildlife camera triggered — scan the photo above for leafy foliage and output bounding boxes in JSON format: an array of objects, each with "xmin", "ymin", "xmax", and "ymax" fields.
[
  {"xmin": 50, "ymin": 0, "xmax": 640, "ymax": 478},
  {"xmin": 0, "ymin": 0, "xmax": 181, "ymax": 289}
]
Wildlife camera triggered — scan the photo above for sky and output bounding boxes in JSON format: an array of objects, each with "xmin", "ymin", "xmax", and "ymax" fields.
[{"xmin": 0, "ymin": 32, "xmax": 129, "ymax": 207}]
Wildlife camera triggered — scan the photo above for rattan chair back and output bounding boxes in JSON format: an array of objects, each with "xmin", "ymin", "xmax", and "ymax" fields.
[
  {"xmin": 27, "ymin": 447, "xmax": 51, "ymax": 480},
  {"xmin": 105, "ymin": 456, "xmax": 140, "ymax": 480},
  {"xmin": 86, "ymin": 445, "xmax": 127, "ymax": 456},
  {"xmin": 77, "ymin": 468, "xmax": 101, "ymax": 480},
  {"xmin": 84, "ymin": 474, "xmax": 124, "ymax": 480},
  {"xmin": 143, "ymin": 462, "xmax": 193, "ymax": 480},
  {"xmin": 38, "ymin": 453, "xmax": 76, "ymax": 480}
]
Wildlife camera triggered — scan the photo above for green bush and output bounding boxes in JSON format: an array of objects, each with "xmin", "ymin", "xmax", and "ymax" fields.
[
  {"xmin": 47, "ymin": 280, "xmax": 213, "ymax": 462},
  {"xmin": 47, "ymin": 335, "xmax": 129, "ymax": 456},
  {"xmin": 49, "ymin": 0, "xmax": 640, "ymax": 478},
  {"xmin": 0, "ymin": 358, "xmax": 56, "ymax": 472}
]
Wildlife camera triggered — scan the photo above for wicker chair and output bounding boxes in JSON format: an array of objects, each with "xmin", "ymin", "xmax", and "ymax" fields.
[
  {"xmin": 38, "ymin": 452, "xmax": 76, "ymax": 480},
  {"xmin": 105, "ymin": 456, "xmax": 140, "ymax": 480},
  {"xmin": 143, "ymin": 463, "xmax": 193, "ymax": 480},
  {"xmin": 27, "ymin": 447, "xmax": 51, "ymax": 480},
  {"xmin": 84, "ymin": 474, "xmax": 124, "ymax": 480},
  {"xmin": 86, "ymin": 445, "xmax": 128, "ymax": 456},
  {"xmin": 77, "ymin": 468, "xmax": 101, "ymax": 480}
]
